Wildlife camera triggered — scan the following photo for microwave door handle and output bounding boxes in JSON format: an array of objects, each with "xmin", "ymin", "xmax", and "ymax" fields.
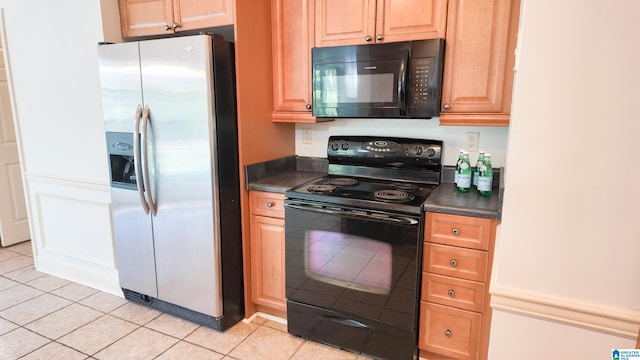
[
  {"xmin": 398, "ymin": 57, "xmax": 407, "ymax": 115},
  {"xmin": 133, "ymin": 105, "xmax": 150, "ymax": 215}
]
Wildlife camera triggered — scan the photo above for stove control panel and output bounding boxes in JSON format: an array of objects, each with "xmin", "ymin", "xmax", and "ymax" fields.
[{"xmin": 327, "ymin": 136, "xmax": 442, "ymax": 169}]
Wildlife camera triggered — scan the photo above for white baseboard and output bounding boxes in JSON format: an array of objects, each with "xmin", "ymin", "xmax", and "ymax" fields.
[{"xmin": 36, "ymin": 249, "xmax": 121, "ymax": 296}]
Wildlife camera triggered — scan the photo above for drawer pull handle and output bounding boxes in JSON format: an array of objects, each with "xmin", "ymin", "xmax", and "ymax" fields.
[
  {"xmin": 445, "ymin": 329, "xmax": 452, "ymax": 337},
  {"xmin": 448, "ymin": 289, "xmax": 455, "ymax": 297},
  {"xmin": 450, "ymin": 259, "xmax": 457, "ymax": 267},
  {"xmin": 266, "ymin": 202, "xmax": 274, "ymax": 208},
  {"xmin": 452, "ymin": 228, "xmax": 460, "ymax": 235}
]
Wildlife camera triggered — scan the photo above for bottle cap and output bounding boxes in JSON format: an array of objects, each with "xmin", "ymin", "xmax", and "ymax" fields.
[{"xmin": 485, "ymin": 153, "xmax": 491, "ymax": 157}]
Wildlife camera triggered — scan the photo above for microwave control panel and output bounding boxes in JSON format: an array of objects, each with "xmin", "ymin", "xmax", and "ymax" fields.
[
  {"xmin": 408, "ymin": 57, "xmax": 437, "ymax": 114},
  {"xmin": 409, "ymin": 58, "xmax": 435, "ymax": 104}
]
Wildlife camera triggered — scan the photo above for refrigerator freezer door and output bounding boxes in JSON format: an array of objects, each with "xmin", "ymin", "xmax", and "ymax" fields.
[
  {"xmin": 139, "ymin": 35, "xmax": 223, "ymax": 317},
  {"xmin": 111, "ymin": 187, "xmax": 157, "ymax": 296},
  {"xmin": 98, "ymin": 43, "xmax": 158, "ymax": 297},
  {"xmin": 99, "ymin": 42, "xmax": 145, "ymax": 134}
]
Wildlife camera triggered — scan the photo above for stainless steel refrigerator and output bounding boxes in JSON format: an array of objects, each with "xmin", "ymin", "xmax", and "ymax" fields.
[{"xmin": 98, "ymin": 34, "xmax": 243, "ymax": 330}]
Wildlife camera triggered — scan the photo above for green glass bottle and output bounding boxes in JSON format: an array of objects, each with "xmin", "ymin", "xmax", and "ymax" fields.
[
  {"xmin": 454, "ymin": 149, "xmax": 464, "ymax": 189},
  {"xmin": 477, "ymin": 153, "xmax": 493, "ymax": 197},
  {"xmin": 457, "ymin": 151, "xmax": 472, "ymax": 193},
  {"xmin": 473, "ymin": 151, "xmax": 485, "ymax": 190}
]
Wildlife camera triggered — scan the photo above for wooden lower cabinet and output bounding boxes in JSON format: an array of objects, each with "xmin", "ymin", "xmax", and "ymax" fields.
[
  {"xmin": 249, "ymin": 191, "xmax": 286, "ymax": 314},
  {"xmin": 420, "ymin": 212, "xmax": 498, "ymax": 360},
  {"xmin": 420, "ymin": 302, "xmax": 482, "ymax": 360}
]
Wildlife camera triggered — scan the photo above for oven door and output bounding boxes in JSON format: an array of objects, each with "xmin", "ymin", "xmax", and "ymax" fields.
[{"xmin": 284, "ymin": 199, "xmax": 422, "ymax": 359}]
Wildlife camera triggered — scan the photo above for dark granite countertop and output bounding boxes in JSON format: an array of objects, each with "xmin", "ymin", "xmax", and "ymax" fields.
[
  {"xmin": 245, "ymin": 156, "xmax": 327, "ymax": 193},
  {"xmin": 246, "ymin": 158, "xmax": 503, "ymax": 220},
  {"xmin": 247, "ymin": 170, "xmax": 325, "ymax": 193},
  {"xmin": 423, "ymin": 185, "xmax": 502, "ymax": 220},
  {"xmin": 424, "ymin": 166, "xmax": 503, "ymax": 220}
]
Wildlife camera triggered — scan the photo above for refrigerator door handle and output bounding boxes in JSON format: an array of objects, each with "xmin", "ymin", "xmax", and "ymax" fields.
[
  {"xmin": 141, "ymin": 105, "xmax": 157, "ymax": 216},
  {"xmin": 133, "ymin": 104, "xmax": 150, "ymax": 214}
]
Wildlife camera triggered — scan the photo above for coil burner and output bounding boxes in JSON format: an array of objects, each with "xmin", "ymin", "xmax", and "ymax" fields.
[
  {"xmin": 307, "ymin": 184, "xmax": 338, "ymax": 193},
  {"xmin": 373, "ymin": 190, "xmax": 415, "ymax": 202},
  {"xmin": 325, "ymin": 177, "xmax": 359, "ymax": 187},
  {"xmin": 390, "ymin": 183, "xmax": 421, "ymax": 192}
]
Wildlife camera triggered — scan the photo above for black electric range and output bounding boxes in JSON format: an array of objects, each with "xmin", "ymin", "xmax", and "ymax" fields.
[{"xmin": 284, "ymin": 136, "xmax": 443, "ymax": 360}]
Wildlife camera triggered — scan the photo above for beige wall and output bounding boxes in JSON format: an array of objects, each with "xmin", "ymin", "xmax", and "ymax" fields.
[
  {"xmin": 295, "ymin": 120, "xmax": 510, "ymax": 167},
  {"xmin": 489, "ymin": 0, "xmax": 640, "ymax": 357},
  {"xmin": 0, "ymin": 0, "xmax": 121, "ymax": 294}
]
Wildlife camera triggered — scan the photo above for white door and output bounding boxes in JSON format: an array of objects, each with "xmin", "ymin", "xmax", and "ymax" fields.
[{"xmin": 0, "ymin": 37, "xmax": 30, "ymax": 246}]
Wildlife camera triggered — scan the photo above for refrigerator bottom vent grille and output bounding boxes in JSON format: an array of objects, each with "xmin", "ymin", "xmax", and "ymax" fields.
[{"xmin": 122, "ymin": 288, "xmax": 223, "ymax": 331}]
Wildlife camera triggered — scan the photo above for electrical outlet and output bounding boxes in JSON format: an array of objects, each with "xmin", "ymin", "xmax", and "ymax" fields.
[
  {"xmin": 466, "ymin": 132, "xmax": 479, "ymax": 152},
  {"xmin": 302, "ymin": 129, "xmax": 312, "ymax": 144}
]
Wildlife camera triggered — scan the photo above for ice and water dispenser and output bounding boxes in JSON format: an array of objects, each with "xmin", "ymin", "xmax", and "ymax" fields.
[{"xmin": 106, "ymin": 132, "xmax": 137, "ymax": 189}]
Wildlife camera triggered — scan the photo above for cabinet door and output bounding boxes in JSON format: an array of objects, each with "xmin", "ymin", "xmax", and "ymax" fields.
[
  {"xmin": 250, "ymin": 215, "xmax": 286, "ymax": 311},
  {"xmin": 439, "ymin": 0, "xmax": 520, "ymax": 126},
  {"xmin": 271, "ymin": 0, "xmax": 315, "ymax": 122},
  {"xmin": 426, "ymin": 212, "xmax": 493, "ymax": 250},
  {"xmin": 174, "ymin": 0, "xmax": 234, "ymax": 31},
  {"xmin": 119, "ymin": 0, "xmax": 174, "ymax": 38},
  {"xmin": 423, "ymin": 243, "xmax": 488, "ymax": 282},
  {"xmin": 419, "ymin": 302, "xmax": 482, "ymax": 359},
  {"xmin": 375, "ymin": 0, "xmax": 447, "ymax": 43},
  {"xmin": 315, "ymin": 0, "xmax": 376, "ymax": 46}
]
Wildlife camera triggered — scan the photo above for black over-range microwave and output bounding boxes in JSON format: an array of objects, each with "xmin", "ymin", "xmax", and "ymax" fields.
[{"xmin": 312, "ymin": 39, "xmax": 445, "ymax": 119}]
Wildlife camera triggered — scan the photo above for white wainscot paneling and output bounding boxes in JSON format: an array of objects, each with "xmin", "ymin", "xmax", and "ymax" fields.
[
  {"xmin": 490, "ymin": 284, "xmax": 640, "ymax": 340},
  {"xmin": 26, "ymin": 173, "xmax": 120, "ymax": 296}
]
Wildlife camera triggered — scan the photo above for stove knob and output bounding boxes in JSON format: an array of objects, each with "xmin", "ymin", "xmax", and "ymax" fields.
[
  {"xmin": 426, "ymin": 147, "xmax": 437, "ymax": 157},
  {"xmin": 341, "ymin": 143, "xmax": 350, "ymax": 151},
  {"xmin": 413, "ymin": 146, "xmax": 424, "ymax": 156},
  {"xmin": 330, "ymin": 142, "xmax": 339, "ymax": 151}
]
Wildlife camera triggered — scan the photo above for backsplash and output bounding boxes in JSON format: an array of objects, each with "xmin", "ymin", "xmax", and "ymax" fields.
[{"xmin": 293, "ymin": 118, "xmax": 510, "ymax": 167}]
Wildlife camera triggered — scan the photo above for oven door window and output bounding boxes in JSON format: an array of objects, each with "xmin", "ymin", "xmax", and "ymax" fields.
[
  {"xmin": 306, "ymin": 230, "xmax": 392, "ymax": 295},
  {"xmin": 312, "ymin": 59, "xmax": 406, "ymax": 118},
  {"xmin": 286, "ymin": 204, "xmax": 420, "ymax": 330}
]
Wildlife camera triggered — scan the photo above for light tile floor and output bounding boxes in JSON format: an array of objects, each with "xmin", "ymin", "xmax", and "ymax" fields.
[{"xmin": 0, "ymin": 241, "xmax": 375, "ymax": 360}]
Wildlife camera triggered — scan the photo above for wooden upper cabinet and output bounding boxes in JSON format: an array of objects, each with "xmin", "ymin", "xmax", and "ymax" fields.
[
  {"xmin": 315, "ymin": 0, "xmax": 447, "ymax": 47},
  {"xmin": 174, "ymin": 0, "xmax": 234, "ymax": 32},
  {"xmin": 119, "ymin": 0, "xmax": 234, "ymax": 38},
  {"xmin": 119, "ymin": 0, "xmax": 174, "ymax": 38},
  {"xmin": 376, "ymin": 0, "xmax": 448, "ymax": 43},
  {"xmin": 439, "ymin": 0, "xmax": 521, "ymax": 126},
  {"xmin": 271, "ymin": 0, "xmax": 316, "ymax": 122}
]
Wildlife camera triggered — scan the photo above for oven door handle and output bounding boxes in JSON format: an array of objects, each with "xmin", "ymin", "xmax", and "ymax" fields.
[
  {"xmin": 285, "ymin": 202, "xmax": 419, "ymax": 225},
  {"xmin": 323, "ymin": 315, "xmax": 369, "ymax": 329}
]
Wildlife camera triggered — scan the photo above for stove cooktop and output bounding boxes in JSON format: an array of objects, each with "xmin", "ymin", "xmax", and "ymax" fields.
[
  {"xmin": 286, "ymin": 175, "xmax": 437, "ymax": 214},
  {"xmin": 286, "ymin": 136, "xmax": 443, "ymax": 215}
]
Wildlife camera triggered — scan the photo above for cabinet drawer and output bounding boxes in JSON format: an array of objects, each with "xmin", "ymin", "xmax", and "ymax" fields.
[
  {"xmin": 423, "ymin": 243, "xmax": 488, "ymax": 282},
  {"xmin": 426, "ymin": 212, "xmax": 493, "ymax": 250},
  {"xmin": 250, "ymin": 191, "xmax": 285, "ymax": 218},
  {"xmin": 419, "ymin": 302, "xmax": 481, "ymax": 360},
  {"xmin": 422, "ymin": 273, "xmax": 485, "ymax": 312}
]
